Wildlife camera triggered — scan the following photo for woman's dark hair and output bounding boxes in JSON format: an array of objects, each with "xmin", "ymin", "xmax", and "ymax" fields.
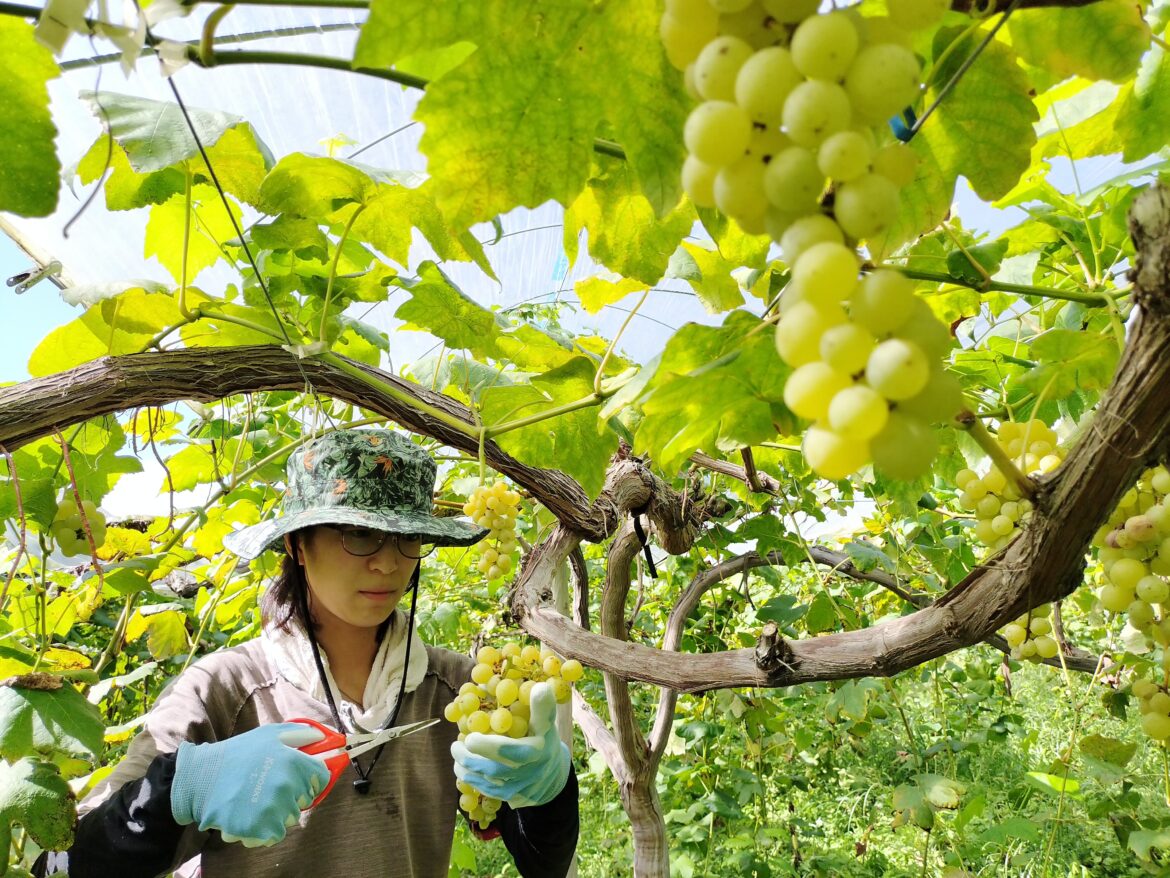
[{"xmin": 260, "ymin": 529, "xmax": 402, "ymax": 639}]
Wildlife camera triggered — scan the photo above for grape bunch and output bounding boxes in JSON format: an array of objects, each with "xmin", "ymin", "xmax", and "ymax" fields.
[
  {"xmin": 775, "ymin": 254, "xmax": 962, "ymax": 480},
  {"xmin": 462, "ymin": 482, "xmax": 522, "ymax": 581},
  {"xmin": 444, "ymin": 642, "xmax": 583, "ymax": 828},
  {"xmin": 1133, "ymin": 677, "xmax": 1170, "ymax": 742},
  {"xmin": 1001, "ymin": 604, "xmax": 1059, "ymax": 662},
  {"xmin": 956, "ymin": 419, "xmax": 1062, "ymax": 553},
  {"xmin": 51, "ymin": 496, "xmax": 106, "ymax": 557},
  {"xmin": 664, "ymin": 0, "xmax": 944, "ymax": 245},
  {"xmin": 1092, "ymin": 465, "xmax": 1170, "ymax": 647}
]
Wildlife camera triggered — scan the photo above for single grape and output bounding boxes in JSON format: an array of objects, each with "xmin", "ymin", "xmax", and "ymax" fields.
[
  {"xmin": 682, "ymin": 155, "xmax": 718, "ymax": 208},
  {"xmin": 735, "ymin": 46, "xmax": 802, "ymax": 125},
  {"xmin": 561, "ymin": 659, "xmax": 584, "ymax": 683},
  {"xmin": 694, "ymin": 35, "xmax": 755, "ymax": 102},
  {"xmin": 665, "ymin": 0, "xmax": 719, "ymax": 29},
  {"xmin": 802, "ymin": 425, "xmax": 870, "ymax": 480},
  {"xmin": 783, "ymin": 80, "xmax": 852, "ymax": 148},
  {"xmin": 490, "ymin": 707, "xmax": 514, "ymax": 734},
  {"xmin": 790, "ymin": 11, "xmax": 859, "ymax": 81},
  {"xmin": 895, "ymin": 369, "xmax": 965, "ymax": 424},
  {"xmin": 1108, "ymin": 557, "xmax": 1147, "ymax": 591},
  {"xmin": 1136, "ymin": 575, "xmax": 1170, "ymax": 603},
  {"xmin": 790, "ymin": 241, "xmax": 860, "ymax": 303},
  {"xmin": 849, "ymin": 269, "xmax": 917, "ymax": 336},
  {"xmin": 827, "ymin": 384, "xmax": 889, "ymax": 440},
  {"xmin": 660, "ymin": 13, "xmax": 716, "ymax": 70},
  {"xmin": 834, "ymin": 172, "xmax": 901, "ymax": 241},
  {"xmin": 819, "ymin": 322, "xmax": 876, "ymax": 375},
  {"xmin": 715, "ymin": 155, "xmax": 769, "ymax": 221},
  {"xmin": 870, "ymin": 412, "xmax": 937, "ymax": 480},
  {"xmin": 764, "ymin": 207, "xmax": 802, "ymax": 242},
  {"xmin": 784, "ymin": 362, "xmax": 851, "ymax": 421},
  {"xmin": 759, "ymin": 0, "xmax": 819, "ymax": 23},
  {"xmin": 896, "ymin": 298, "xmax": 953, "ymax": 358},
  {"xmin": 717, "ymin": 3, "xmax": 785, "ymax": 49},
  {"xmin": 872, "ymin": 142, "xmax": 919, "ymax": 187},
  {"xmin": 865, "ymin": 339, "xmax": 930, "ymax": 401},
  {"xmin": 466, "ymin": 710, "xmax": 492, "ymax": 734},
  {"xmin": 763, "ymin": 146, "xmax": 825, "ymax": 211},
  {"xmin": 684, "ymin": 101, "xmax": 752, "ymax": 167},
  {"xmin": 844, "ymin": 44, "xmax": 922, "ymax": 124},
  {"xmin": 817, "ymin": 130, "xmax": 873, "ymax": 183}
]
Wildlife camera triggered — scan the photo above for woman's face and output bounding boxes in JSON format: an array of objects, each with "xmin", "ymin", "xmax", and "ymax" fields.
[{"xmin": 288, "ymin": 526, "xmax": 421, "ymax": 636}]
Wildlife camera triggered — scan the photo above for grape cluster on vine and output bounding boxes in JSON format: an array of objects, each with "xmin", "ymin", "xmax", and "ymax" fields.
[
  {"xmin": 51, "ymin": 496, "xmax": 106, "ymax": 557},
  {"xmin": 1133, "ymin": 677, "xmax": 1170, "ymax": 741},
  {"xmin": 957, "ymin": 419, "xmax": 1062, "ymax": 553},
  {"xmin": 463, "ymin": 482, "xmax": 521, "ymax": 580},
  {"xmin": 444, "ymin": 642, "xmax": 583, "ymax": 828},
  {"xmin": 661, "ymin": 0, "xmax": 960, "ymax": 482},
  {"xmin": 1001, "ymin": 604, "xmax": 1058, "ymax": 663},
  {"xmin": 777, "ymin": 257, "xmax": 961, "ymax": 480}
]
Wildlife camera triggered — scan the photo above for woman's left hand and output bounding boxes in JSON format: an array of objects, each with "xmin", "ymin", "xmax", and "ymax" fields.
[{"xmin": 450, "ymin": 682, "xmax": 570, "ymax": 809}]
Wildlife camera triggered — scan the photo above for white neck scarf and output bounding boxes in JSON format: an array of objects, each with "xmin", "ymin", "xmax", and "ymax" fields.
[{"xmin": 261, "ymin": 610, "xmax": 429, "ymax": 733}]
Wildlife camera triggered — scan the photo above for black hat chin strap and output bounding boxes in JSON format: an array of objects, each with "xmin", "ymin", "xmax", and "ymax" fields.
[{"xmin": 300, "ymin": 565, "xmax": 422, "ymax": 795}]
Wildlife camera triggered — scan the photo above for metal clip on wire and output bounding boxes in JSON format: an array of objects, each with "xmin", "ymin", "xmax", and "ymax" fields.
[{"xmin": 7, "ymin": 261, "xmax": 63, "ymax": 294}]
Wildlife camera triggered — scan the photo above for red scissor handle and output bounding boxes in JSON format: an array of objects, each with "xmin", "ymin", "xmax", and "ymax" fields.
[{"xmin": 289, "ymin": 717, "xmax": 350, "ymax": 809}]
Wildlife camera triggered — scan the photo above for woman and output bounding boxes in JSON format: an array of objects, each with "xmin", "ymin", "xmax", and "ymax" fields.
[{"xmin": 36, "ymin": 429, "xmax": 578, "ymax": 878}]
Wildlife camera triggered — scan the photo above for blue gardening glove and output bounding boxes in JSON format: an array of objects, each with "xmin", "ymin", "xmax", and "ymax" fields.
[
  {"xmin": 451, "ymin": 682, "xmax": 571, "ymax": 808},
  {"xmin": 171, "ymin": 722, "xmax": 331, "ymax": 847}
]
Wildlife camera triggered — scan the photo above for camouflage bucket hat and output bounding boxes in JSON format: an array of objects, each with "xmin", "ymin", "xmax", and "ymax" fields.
[{"xmin": 223, "ymin": 429, "xmax": 487, "ymax": 561}]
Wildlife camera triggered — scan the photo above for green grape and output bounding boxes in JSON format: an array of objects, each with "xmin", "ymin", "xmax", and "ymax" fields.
[
  {"xmin": 471, "ymin": 662, "xmax": 493, "ymax": 684},
  {"xmin": 869, "ymin": 412, "xmax": 937, "ymax": 480},
  {"xmin": 819, "ymin": 322, "xmax": 875, "ymax": 375},
  {"xmin": 780, "ymin": 214, "xmax": 844, "ymax": 265},
  {"xmin": 844, "ymin": 44, "xmax": 922, "ymax": 124},
  {"xmin": 782, "ymin": 80, "xmax": 852, "ymax": 148},
  {"xmin": 764, "ymin": 207, "xmax": 801, "ymax": 242},
  {"xmin": 1137, "ymin": 575, "xmax": 1170, "ymax": 603},
  {"xmin": 834, "ymin": 172, "xmax": 901, "ymax": 241},
  {"xmin": 783, "ymin": 362, "xmax": 851, "ymax": 421},
  {"xmin": 1003, "ymin": 623, "xmax": 1027, "ymax": 648},
  {"xmin": 817, "ymin": 130, "xmax": 873, "ymax": 183},
  {"xmin": 1153, "ymin": 467, "xmax": 1170, "ymax": 494},
  {"xmin": 872, "ymin": 142, "xmax": 919, "ymax": 187},
  {"xmin": 887, "ymin": 0, "xmax": 949, "ymax": 31},
  {"xmin": 802, "ymin": 425, "xmax": 870, "ymax": 480},
  {"xmin": 865, "ymin": 339, "xmax": 930, "ymax": 400},
  {"xmin": 896, "ymin": 298, "xmax": 953, "ymax": 358},
  {"xmin": 1032, "ymin": 635, "xmax": 1058, "ymax": 659},
  {"xmin": 694, "ymin": 35, "xmax": 755, "ymax": 101},
  {"xmin": 490, "ymin": 707, "xmax": 513, "ymax": 734},
  {"xmin": 894, "ymin": 369, "xmax": 965, "ymax": 423},
  {"xmin": 1109, "ymin": 558, "xmax": 1147, "ymax": 591},
  {"xmin": 763, "ymin": 146, "xmax": 825, "ymax": 211},
  {"xmin": 790, "ymin": 241, "xmax": 859, "ymax": 303},
  {"xmin": 561, "ymin": 659, "xmax": 584, "ymax": 683},
  {"xmin": 443, "ymin": 701, "xmax": 462, "ymax": 722},
  {"xmin": 682, "ymin": 155, "xmax": 718, "ymax": 208},
  {"xmin": 718, "ymin": 3, "xmax": 786, "ymax": 48},
  {"xmin": 790, "ymin": 11, "xmax": 860, "ymax": 81},
  {"xmin": 735, "ymin": 46, "xmax": 802, "ymax": 125},
  {"xmin": 660, "ymin": 13, "xmax": 716, "ymax": 70},
  {"xmin": 508, "ymin": 715, "xmax": 529, "ymax": 738},
  {"xmin": 827, "ymin": 384, "xmax": 889, "ymax": 440},
  {"xmin": 715, "ymin": 155, "xmax": 769, "ymax": 221},
  {"xmin": 850, "ymin": 269, "xmax": 916, "ymax": 336},
  {"xmin": 760, "ymin": 0, "xmax": 819, "ymax": 24},
  {"xmin": 684, "ymin": 101, "xmax": 752, "ymax": 167},
  {"xmin": 1141, "ymin": 712, "xmax": 1170, "ymax": 740},
  {"xmin": 666, "ymin": 0, "xmax": 719, "ymax": 29},
  {"xmin": 542, "ymin": 655, "xmax": 562, "ymax": 676},
  {"xmin": 775, "ymin": 302, "xmax": 847, "ymax": 366},
  {"xmin": 550, "ymin": 678, "xmax": 572, "ymax": 703},
  {"xmin": 466, "ymin": 710, "xmax": 491, "ymax": 734}
]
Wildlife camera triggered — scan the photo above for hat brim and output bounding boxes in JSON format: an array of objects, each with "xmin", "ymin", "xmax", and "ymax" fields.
[{"xmin": 223, "ymin": 506, "xmax": 488, "ymax": 561}]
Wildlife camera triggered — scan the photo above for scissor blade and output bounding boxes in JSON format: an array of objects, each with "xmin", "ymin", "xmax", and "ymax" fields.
[{"xmin": 345, "ymin": 718, "xmax": 441, "ymax": 758}]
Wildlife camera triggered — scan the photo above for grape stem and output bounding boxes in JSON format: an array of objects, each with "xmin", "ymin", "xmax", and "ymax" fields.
[
  {"xmin": 956, "ymin": 409, "xmax": 1037, "ymax": 500},
  {"xmin": 888, "ymin": 266, "xmax": 1117, "ymax": 307}
]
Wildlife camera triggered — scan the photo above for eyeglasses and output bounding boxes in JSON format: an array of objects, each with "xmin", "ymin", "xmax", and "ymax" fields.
[{"xmin": 322, "ymin": 526, "xmax": 435, "ymax": 559}]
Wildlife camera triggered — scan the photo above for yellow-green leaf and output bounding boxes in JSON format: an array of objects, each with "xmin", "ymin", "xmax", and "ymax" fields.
[
  {"xmin": 0, "ymin": 19, "xmax": 60, "ymax": 217},
  {"xmin": 574, "ymin": 276, "xmax": 648, "ymax": 315},
  {"xmin": 1009, "ymin": 0, "xmax": 1149, "ymax": 83},
  {"xmin": 144, "ymin": 186, "xmax": 243, "ymax": 284}
]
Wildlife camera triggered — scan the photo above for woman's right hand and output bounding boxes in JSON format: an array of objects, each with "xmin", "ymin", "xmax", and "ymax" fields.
[{"xmin": 170, "ymin": 722, "xmax": 331, "ymax": 847}]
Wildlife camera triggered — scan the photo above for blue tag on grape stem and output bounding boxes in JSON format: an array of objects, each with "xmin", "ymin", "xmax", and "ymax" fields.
[{"xmin": 889, "ymin": 108, "xmax": 918, "ymax": 144}]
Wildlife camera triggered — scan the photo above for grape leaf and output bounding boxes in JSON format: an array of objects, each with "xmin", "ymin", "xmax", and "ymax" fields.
[
  {"xmin": 0, "ymin": 758, "xmax": 75, "ymax": 852},
  {"xmin": 1115, "ymin": 29, "xmax": 1170, "ymax": 162},
  {"xmin": 1009, "ymin": 0, "xmax": 1149, "ymax": 84},
  {"xmin": 1079, "ymin": 734, "xmax": 1137, "ymax": 768},
  {"xmin": 564, "ymin": 159, "xmax": 695, "ymax": 284},
  {"xmin": 0, "ymin": 19, "xmax": 60, "ymax": 217},
  {"xmin": 0, "ymin": 679, "xmax": 104, "ymax": 763},
  {"xmin": 574, "ymin": 276, "xmax": 648, "ymax": 315},
  {"xmin": 144, "ymin": 186, "xmax": 243, "ymax": 284},
  {"xmin": 873, "ymin": 133, "xmax": 955, "ymax": 259},
  {"xmin": 920, "ymin": 28, "xmax": 1039, "ymax": 201},
  {"xmin": 672, "ymin": 243, "xmax": 745, "ymax": 313},
  {"xmin": 478, "ymin": 357, "xmax": 617, "ymax": 500},
  {"xmin": 1015, "ymin": 330, "xmax": 1119, "ymax": 398},
  {"xmin": 394, "ymin": 262, "xmax": 503, "ymax": 357},
  {"xmin": 81, "ymin": 90, "xmax": 242, "ymax": 173},
  {"xmin": 635, "ymin": 311, "xmax": 794, "ymax": 475},
  {"xmin": 356, "ymin": 0, "xmax": 688, "ymax": 226}
]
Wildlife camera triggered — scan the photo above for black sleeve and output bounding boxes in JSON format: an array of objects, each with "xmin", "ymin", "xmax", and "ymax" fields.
[
  {"xmin": 495, "ymin": 765, "xmax": 579, "ymax": 878},
  {"xmin": 32, "ymin": 753, "xmax": 189, "ymax": 878}
]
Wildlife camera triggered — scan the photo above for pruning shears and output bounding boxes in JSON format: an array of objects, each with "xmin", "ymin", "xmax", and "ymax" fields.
[{"xmin": 290, "ymin": 716, "xmax": 440, "ymax": 808}]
